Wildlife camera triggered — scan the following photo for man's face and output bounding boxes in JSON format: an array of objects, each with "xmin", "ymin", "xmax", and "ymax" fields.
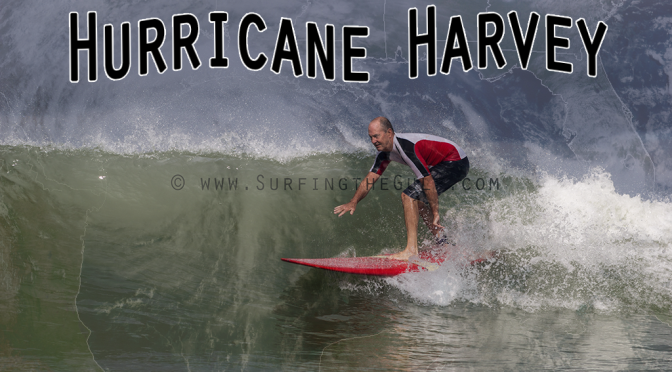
[{"xmin": 368, "ymin": 122, "xmax": 394, "ymax": 152}]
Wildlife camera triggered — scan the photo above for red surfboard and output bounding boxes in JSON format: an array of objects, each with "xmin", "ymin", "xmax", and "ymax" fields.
[{"xmin": 282, "ymin": 247, "xmax": 495, "ymax": 276}]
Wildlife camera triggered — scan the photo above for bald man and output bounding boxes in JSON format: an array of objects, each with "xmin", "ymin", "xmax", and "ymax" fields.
[{"xmin": 334, "ymin": 117, "xmax": 469, "ymax": 261}]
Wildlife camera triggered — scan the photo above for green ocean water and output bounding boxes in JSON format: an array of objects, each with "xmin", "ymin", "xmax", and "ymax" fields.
[{"xmin": 1, "ymin": 145, "xmax": 672, "ymax": 371}]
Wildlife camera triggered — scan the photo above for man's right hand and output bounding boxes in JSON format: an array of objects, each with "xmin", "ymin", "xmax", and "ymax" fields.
[
  {"xmin": 334, "ymin": 172, "xmax": 378, "ymax": 217},
  {"xmin": 334, "ymin": 201, "xmax": 357, "ymax": 217}
]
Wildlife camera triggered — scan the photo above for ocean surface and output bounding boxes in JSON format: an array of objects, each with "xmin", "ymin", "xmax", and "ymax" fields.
[{"xmin": 2, "ymin": 0, "xmax": 672, "ymax": 370}]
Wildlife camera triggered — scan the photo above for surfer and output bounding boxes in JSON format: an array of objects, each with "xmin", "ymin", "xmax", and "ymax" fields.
[{"xmin": 334, "ymin": 117, "xmax": 469, "ymax": 261}]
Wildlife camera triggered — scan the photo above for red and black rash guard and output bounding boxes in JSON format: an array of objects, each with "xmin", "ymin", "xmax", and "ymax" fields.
[{"xmin": 369, "ymin": 133, "xmax": 467, "ymax": 179}]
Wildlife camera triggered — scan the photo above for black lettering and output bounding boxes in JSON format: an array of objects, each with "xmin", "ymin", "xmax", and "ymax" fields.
[
  {"xmin": 476, "ymin": 178, "xmax": 485, "ymax": 190},
  {"xmin": 200, "ymin": 178, "xmax": 210, "ymax": 190},
  {"xmin": 172, "ymin": 13, "xmax": 201, "ymax": 71},
  {"xmin": 104, "ymin": 22, "xmax": 131, "ymax": 81},
  {"xmin": 69, "ymin": 12, "xmax": 97, "ymax": 83},
  {"xmin": 342, "ymin": 26, "xmax": 369, "ymax": 83},
  {"xmin": 381, "ymin": 177, "xmax": 388, "ymax": 190},
  {"xmin": 489, "ymin": 178, "xmax": 499, "ymax": 190},
  {"xmin": 272, "ymin": 18, "xmax": 303, "ymax": 77},
  {"xmin": 270, "ymin": 178, "xmax": 279, "ymax": 190},
  {"xmin": 313, "ymin": 178, "xmax": 318, "ymax": 190},
  {"xmin": 366, "ymin": 177, "xmax": 375, "ymax": 190},
  {"xmin": 257, "ymin": 174, "xmax": 264, "ymax": 190},
  {"xmin": 408, "ymin": 6, "xmax": 436, "ymax": 78},
  {"xmin": 238, "ymin": 13, "xmax": 268, "ymax": 71},
  {"xmin": 306, "ymin": 22, "xmax": 335, "ymax": 80},
  {"xmin": 545, "ymin": 14, "xmax": 573, "ymax": 74},
  {"xmin": 478, "ymin": 12, "xmax": 507, "ymax": 69},
  {"xmin": 462, "ymin": 178, "xmax": 471, "ymax": 190},
  {"xmin": 440, "ymin": 15, "xmax": 472, "ymax": 74},
  {"xmin": 228, "ymin": 178, "xmax": 238, "ymax": 190},
  {"xmin": 394, "ymin": 175, "xmax": 403, "ymax": 190},
  {"xmin": 576, "ymin": 18, "xmax": 607, "ymax": 78},
  {"xmin": 139, "ymin": 18, "xmax": 167, "ymax": 76},
  {"xmin": 284, "ymin": 178, "xmax": 292, "ymax": 190},
  {"xmin": 507, "ymin": 11, "xmax": 540, "ymax": 70},
  {"xmin": 215, "ymin": 178, "xmax": 225, "ymax": 190},
  {"xmin": 298, "ymin": 178, "xmax": 306, "ymax": 190},
  {"xmin": 339, "ymin": 178, "xmax": 348, "ymax": 190},
  {"xmin": 209, "ymin": 12, "xmax": 229, "ymax": 68},
  {"xmin": 325, "ymin": 178, "xmax": 334, "ymax": 190}
]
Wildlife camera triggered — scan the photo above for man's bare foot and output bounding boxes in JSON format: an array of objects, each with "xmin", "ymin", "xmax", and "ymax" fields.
[{"xmin": 388, "ymin": 248, "xmax": 417, "ymax": 261}]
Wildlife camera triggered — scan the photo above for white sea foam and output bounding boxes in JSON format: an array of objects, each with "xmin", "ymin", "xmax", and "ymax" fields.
[{"xmin": 386, "ymin": 169, "xmax": 672, "ymax": 312}]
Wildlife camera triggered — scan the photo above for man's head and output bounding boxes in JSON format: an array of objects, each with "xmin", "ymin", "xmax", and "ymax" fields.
[{"xmin": 368, "ymin": 117, "xmax": 395, "ymax": 152}]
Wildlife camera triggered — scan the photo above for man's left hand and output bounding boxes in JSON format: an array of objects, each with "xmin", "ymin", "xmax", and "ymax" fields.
[{"xmin": 430, "ymin": 215, "xmax": 444, "ymax": 233}]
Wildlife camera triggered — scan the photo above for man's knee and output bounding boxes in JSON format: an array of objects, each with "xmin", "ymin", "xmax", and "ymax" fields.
[{"xmin": 401, "ymin": 192, "xmax": 414, "ymax": 203}]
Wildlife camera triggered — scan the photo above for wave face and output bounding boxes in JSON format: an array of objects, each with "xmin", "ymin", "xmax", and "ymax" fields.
[
  {"xmin": 2, "ymin": 0, "xmax": 672, "ymax": 371},
  {"xmin": 1, "ymin": 0, "xmax": 665, "ymax": 194}
]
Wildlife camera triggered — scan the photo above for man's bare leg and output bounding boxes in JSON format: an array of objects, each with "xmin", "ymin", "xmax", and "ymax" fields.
[{"xmin": 389, "ymin": 193, "xmax": 420, "ymax": 260}]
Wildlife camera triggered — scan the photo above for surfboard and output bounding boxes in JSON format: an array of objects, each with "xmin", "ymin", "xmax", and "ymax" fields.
[{"xmin": 281, "ymin": 247, "xmax": 495, "ymax": 276}]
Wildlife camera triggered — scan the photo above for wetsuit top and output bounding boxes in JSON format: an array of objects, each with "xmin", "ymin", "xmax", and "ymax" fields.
[{"xmin": 369, "ymin": 133, "xmax": 467, "ymax": 179}]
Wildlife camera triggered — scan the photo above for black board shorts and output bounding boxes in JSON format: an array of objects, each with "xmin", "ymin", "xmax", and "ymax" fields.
[{"xmin": 402, "ymin": 157, "xmax": 469, "ymax": 204}]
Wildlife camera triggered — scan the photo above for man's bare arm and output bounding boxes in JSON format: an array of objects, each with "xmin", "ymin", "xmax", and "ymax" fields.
[
  {"xmin": 334, "ymin": 172, "xmax": 380, "ymax": 217},
  {"xmin": 421, "ymin": 175, "xmax": 444, "ymax": 232}
]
